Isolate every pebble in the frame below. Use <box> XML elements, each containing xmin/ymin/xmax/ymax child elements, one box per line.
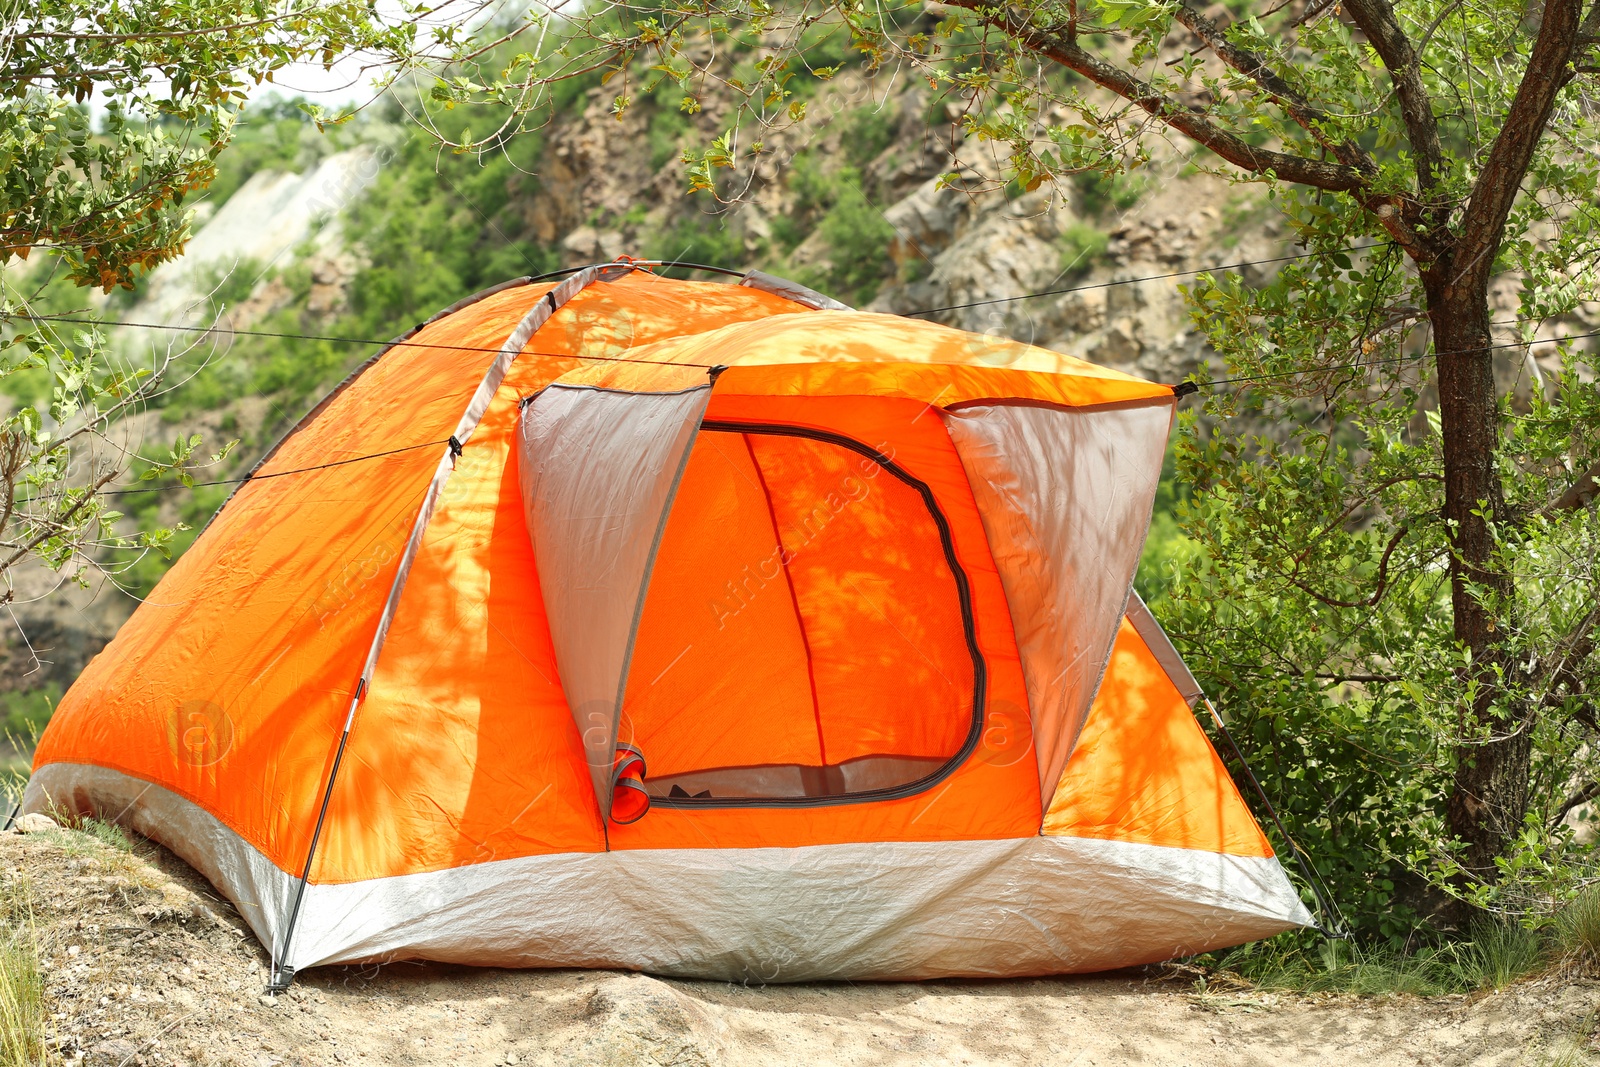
<box><xmin>14</xmin><ymin>812</ymin><xmax>59</xmax><ymax>834</ymax></box>
<box><xmin>257</xmin><ymin>994</ymin><xmax>278</xmax><ymax>1008</ymax></box>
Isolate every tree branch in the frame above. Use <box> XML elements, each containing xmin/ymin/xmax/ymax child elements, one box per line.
<box><xmin>1343</xmin><ymin>0</ymin><xmax>1446</xmax><ymax>198</ymax></box>
<box><xmin>1551</xmin><ymin>460</ymin><xmax>1600</xmax><ymax>511</ymax></box>
<box><xmin>1316</xmin><ymin>673</ymin><xmax>1402</xmax><ymax>683</ymax></box>
<box><xmin>1575</xmin><ymin>1</ymin><xmax>1600</xmax><ymax>78</ymax></box>
<box><xmin>1281</xmin><ymin>523</ymin><xmax>1411</xmax><ymax>609</ymax></box>
<box><xmin>16</xmin><ymin>15</ymin><xmax>312</xmax><ymax>40</ymax></box>
<box><xmin>1553</xmin><ymin>780</ymin><xmax>1600</xmax><ymax>828</ymax></box>
<box><xmin>1584</xmin><ymin>0</ymin><xmax>1600</xmax><ymax>42</ymax></box>
<box><xmin>941</xmin><ymin>0</ymin><xmax>1371</xmax><ymax>193</ymax></box>
<box><xmin>1453</xmin><ymin>0</ymin><xmax>1586</xmax><ymax>296</ymax></box>
<box><xmin>1289</xmin><ymin>0</ymin><xmax>1341</xmax><ymax>28</ymax></box>
<box><xmin>1288</xmin><ymin>475</ymin><xmax>1435</xmax><ymax>572</ymax></box>
<box><xmin>938</xmin><ymin>1</ymin><xmax>1458</xmax><ymax>254</ymax></box>
<box><xmin>0</xmin><ymin>466</ymin><xmax>119</xmax><ymax>578</ymax></box>
<box><xmin>1172</xmin><ymin>3</ymin><xmax>1377</xmax><ymax>175</ymax></box>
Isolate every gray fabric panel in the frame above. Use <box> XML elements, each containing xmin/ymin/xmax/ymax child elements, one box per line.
<box><xmin>517</xmin><ymin>384</ymin><xmax>713</xmax><ymax>819</ymax></box>
<box><xmin>24</xmin><ymin>761</ymin><xmax>1310</xmax><ymax>980</ymax></box>
<box><xmin>943</xmin><ymin>398</ymin><xmax>1175</xmax><ymax>799</ymax></box>
<box><xmin>25</xmin><ymin>764</ymin><xmax>296</xmax><ymax>955</ymax></box>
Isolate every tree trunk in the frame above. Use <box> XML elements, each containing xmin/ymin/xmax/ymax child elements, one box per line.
<box><xmin>1426</xmin><ymin>269</ymin><xmax>1532</xmax><ymax>893</ymax></box>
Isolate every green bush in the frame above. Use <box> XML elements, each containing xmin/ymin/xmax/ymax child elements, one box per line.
<box><xmin>807</xmin><ymin>187</ymin><xmax>895</xmax><ymax>305</ymax></box>
<box><xmin>1216</xmin><ymin>925</ymin><xmax>1548</xmax><ymax>996</ymax></box>
<box><xmin>1455</xmin><ymin>920</ymin><xmax>1547</xmax><ymax>990</ymax></box>
<box><xmin>205</xmin><ymin>100</ymin><xmax>322</xmax><ymax>206</ymax></box>
<box><xmin>1057</xmin><ymin>221</ymin><xmax>1109</xmax><ymax>279</ymax></box>
<box><xmin>1071</xmin><ymin>169</ymin><xmax>1149</xmax><ymax>215</ymax></box>
<box><xmin>649</xmin><ymin>106</ymin><xmax>690</xmax><ymax>172</ymax></box>
<box><xmin>196</xmin><ymin>256</ymin><xmax>265</xmax><ymax>310</ymax></box>
<box><xmin>0</xmin><ymin>688</ymin><xmax>58</xmax><ymax>741</ymax></box>
<box><xmin>1230</xmin><ymin>937</ymin><xmax>1459</xmax><ymax>996</ymax></box>
<box><xmin>770</xmin><ymin>154</ymin><xmax>836</xmax><ymax>252</ymax></box>
<box><xmin>841</xmin><ymin>106</ymin><xmax>896</xmax><ymax>170</ymax></box>
<box><xmin>646</xmin><ymin>198</ymin><xmax>748</xmax><ymax>273</ymax></box>
<box><xmin>1135</xmin><ymin>448</ymin><xmax>1197</xmax><ymax>605</ymax></box>
<box><xmin>66</xmin><ymin>816</ymin><xmax>134</xmax><ymax>854</ymax></box>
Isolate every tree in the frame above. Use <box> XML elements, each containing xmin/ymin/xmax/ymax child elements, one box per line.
<box><xmin>0</xmin><ymin>2</ymin><xmax>443</xmax><ymax>601</ymax></box>
<box><xmin>439</xmin><ymin>0</ymin><xmax>1600</xmax><ymax>923</ymax></box>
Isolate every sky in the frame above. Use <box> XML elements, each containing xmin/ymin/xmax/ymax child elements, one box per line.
<box><xmin>239</xmin><ymin>0</ymin><xmax>532</xmax><ymax>111</ymax></box>
<box><xmin>243</xmin><ymin>58</ymin><xmax>385</xmax><ymax>110</ymax></box>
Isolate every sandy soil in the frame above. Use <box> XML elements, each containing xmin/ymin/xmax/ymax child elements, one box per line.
<box><xmin>7</xmin><ymin>823</ymin><xmax>1599</xmax><ymax>1067</ymax></box>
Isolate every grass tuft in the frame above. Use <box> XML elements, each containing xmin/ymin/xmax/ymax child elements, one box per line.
<box><xmin>33</xmin><ymin>812</ymin><xmax>158</xmax><ymax>892</ymax></box>
<box><xmin>40</xmin><ymin>814</ymin><xmax>133</xmax><ymax>856</ymax></box>
<box><xmin>1455</xmin><ymin>919</ymin><xmax>1546</xmax><ymax>990</ymax></box>
<box><xmin>1555</xmin><ymin>885</ymin><xmax>1600</xmax><ymax>963</ymax></box>
<box><xmin>76</xmin><ymin>817</ymin><xmax>133</xmax><ymax>853</ymax></box>
<box><xmin>1216</xmin><ymin>925</ymin><xmax>1551</xmax><ymax>997</ymax></box>
<box><xmin>0</xmin><ymin>877</ymin><xmax>43</xmax><ymax>1067</ymax></box>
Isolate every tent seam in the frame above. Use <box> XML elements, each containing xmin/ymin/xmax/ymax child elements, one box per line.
<box><xmin>740</xmin><ymin>431</ymin><xmax>831</xmax><ymax>774</ymax></box>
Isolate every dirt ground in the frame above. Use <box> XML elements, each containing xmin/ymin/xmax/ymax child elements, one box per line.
<box><xmin>7</xmin><ymin>823</ymin><xmax>1599</xmax><ymax>1067</ymax></box>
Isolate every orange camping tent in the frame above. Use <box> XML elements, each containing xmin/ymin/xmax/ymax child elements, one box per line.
<box><xmin>25</xmin><ymin>262</ymin><xmax>1310</xmax><ymax>988</ymax></box>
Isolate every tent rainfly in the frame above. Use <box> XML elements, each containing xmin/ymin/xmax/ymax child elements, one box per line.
<box><xmin>25</xmin><ymin>262</ymin><xmax>1311</xmax><ymax>989</ymax></box>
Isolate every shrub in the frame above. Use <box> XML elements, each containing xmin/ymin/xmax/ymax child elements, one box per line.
<box><xmin>841</xmin><ymin>106</ymin><xmax>896</xmax><ymax>170</ymax></box>
<box><xmin>1057</xmin><ymin>221</ymin><xmax>1109</xmax><ymax>279</ymax></box>
<box><xmin>42</xmin><ymin>815</ymin><xmax>133</xmax><ymax>856</ymax></box>
<box><xmin>647</xmin><ymin>92</ymin><xmax>691</xmax><ymax>172</ymax></box>
<box><xmin>1071</xmin><ymin>169</ymin><xmax>1149</xmax><ymax>216</ymax></box>
<box><xmin>645</xmin><ymin>199</ymin><xmax>748</xmax><ymax>274</ymax></box>
<box><xmin>1222</xmin><ymin>936</ymin><xmax>1458</xmax><ymax>996</ymax></box>
<box><xmin>805</xmin><ymin>183</ymin><xmax>895</xmax><ymax>305</ymax></box>
<box><xmin>1215</xmin><ymin>923</ymin><xmax>1551</xmax><ymax>996</ymax></box>
<box><xmin>0</xmin><ymin>687</ymin><xmax>58</xmax><ymax>741</ymax></box>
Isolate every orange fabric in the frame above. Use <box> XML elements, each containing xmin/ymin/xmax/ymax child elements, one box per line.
<box><xmin>34</xmin><ymin>283</ymin><xmax>556</xmax><ymax>876</ymax></box>
<box><xmin>553</xmin><ymin>311</ymin><xmax>1174</xmax><ymax>409</ymax></box>
<box><xmin>34</xmin><ymin>275</ymin><xmax>807</xmax><ymax>881</ymax></box>
<box><xmin>302</xmin><ymin>275</ymin><xmax>814</xmax><ymax>882</ymax></box>
<box><xmin>1043</xmin><ymin>618</ymin><xmax>1273</xmax><ymax>858</ymax></box>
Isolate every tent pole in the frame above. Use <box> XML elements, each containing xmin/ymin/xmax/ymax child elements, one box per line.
<box><xmin>268</xmin><ymin>692</ymin><xmax>358</xmax><ymax>992</ymax></box>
